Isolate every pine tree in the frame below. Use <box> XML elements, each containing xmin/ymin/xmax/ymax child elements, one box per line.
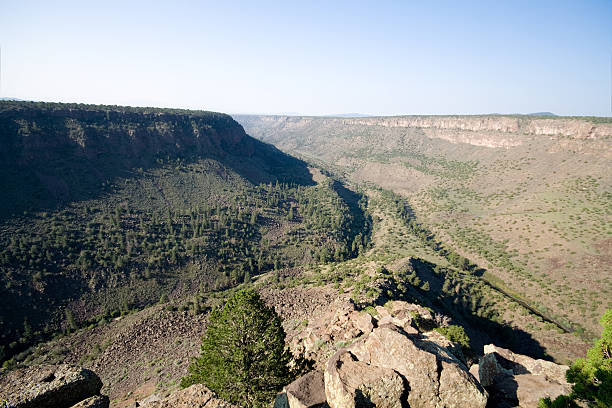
<box><xmin>181</xmin><ymin>289</ymin><xmax>293</xmax><ymax>408</ymax></box>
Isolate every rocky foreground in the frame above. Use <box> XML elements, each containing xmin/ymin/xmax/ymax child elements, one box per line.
<box><xmin>0</xmin><ymin>301</ymin><xmax>572</xmax><ymax>408</ymax></box>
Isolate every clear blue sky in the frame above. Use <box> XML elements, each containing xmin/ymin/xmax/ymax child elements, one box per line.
<box><xmin>1</xmin><ymin>1</ymin><xmax>610</xmax><ymax>116</ymax></box>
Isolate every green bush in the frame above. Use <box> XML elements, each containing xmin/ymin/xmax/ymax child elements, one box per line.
<box><xmin>434</xmin><ymin>325</ymin><xmax>471</xmax><ymax>351</ymax></box>
<box><xmin>540</xmin><ymin>309</ymin><xmax>611</xmax><ymax>407</ymax></box>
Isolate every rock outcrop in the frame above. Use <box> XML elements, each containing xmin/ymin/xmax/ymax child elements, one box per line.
<box><xmin>134</xmin><ymin>384</ymin><xmax>237</xmax><ymax>408</ymax></box>
<box><xmin>287</xmin><ymin>301</ymin><xmax>487</xmax><ymax>408</ymax></box>
<box><xmin>474</xmin><ymin>344</ymin><xmax>571</xmax><ymax>408</ymax></box>
<box><xmin>325</xmin><ymin>350</ymin><xmax>404</xmax><ymax>408</ymax></box>
<box><xmin>0</xmin><ymin>364</ymin><xmax>108</xmax><ymax>408</ymax></box>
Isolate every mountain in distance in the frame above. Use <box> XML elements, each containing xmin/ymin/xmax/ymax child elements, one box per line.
<box><xmin>325</xmin><ymin>113</ymin><xmax>374</xmax><ymax>117</ymax></box>
<box><xmin>526</xmin><ymin>112</ymin><xmax>557</xmax><ymax>116</ymax></box>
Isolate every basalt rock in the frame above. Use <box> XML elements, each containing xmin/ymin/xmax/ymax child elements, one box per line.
<box><xmin>285</xmin><ymin>370</ymin><xmax>327</xmax><ymax>408</ymax></box>
<box><xmin>0</xmin><ymin>364</ymin><xmax>106</xmax><ymax>408</ymax></box>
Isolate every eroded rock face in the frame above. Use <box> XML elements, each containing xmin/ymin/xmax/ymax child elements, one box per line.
<box><xmin>480</xmin><ymin>344</ymin><xmax>571</xmax><ymax>408</ymax></box>
<box><xmin>135</xmin><ymin>384</ymin><xmax>238</xmax><ymax>408</ymax></box>
<box><xmin>324</xmin><ymin>350</ymin><xmax>404</xmax><ymax>408</ymax></box>
<box><xmin>0</xmin><ymin>364</ymin><xmax>105</xmax><ymax>408</ymax></box>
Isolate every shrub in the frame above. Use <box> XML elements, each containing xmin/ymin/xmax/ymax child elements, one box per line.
<box><xmin>434</xmin><ymin>325</ymin><xmax>471</xmax><ymax>351</ymax></box>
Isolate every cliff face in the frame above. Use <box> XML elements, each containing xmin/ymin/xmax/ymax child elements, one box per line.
<box><xmin>0</xmin><ymin>102</ymin><xmax>307</xmax><ymax>217</ymax></box>
<box><xmin>239</xmin><ymin>115</ymin><xmax>612</xmax><ymax>148</ymax></box>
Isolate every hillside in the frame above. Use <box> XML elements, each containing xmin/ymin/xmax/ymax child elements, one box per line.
<box><xmin>236</xmin><ymin>114</ymin><xmax>612</xmax><ymax>340</ymax></box>
<box><xmin>0</xmin><ymin>102</ymin><xmax>370</xmax><ymax>362</ymax></box>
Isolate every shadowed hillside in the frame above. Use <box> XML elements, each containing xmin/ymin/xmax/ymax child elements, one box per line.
<box><xmin>0</xmin><ymin>102</ymin><xmax>314</xmax><ymax>220</ymax></box>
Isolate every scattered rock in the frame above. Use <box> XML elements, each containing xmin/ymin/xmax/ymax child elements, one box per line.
<box><xmin>0</xmin><ymin>364</ymin><xmax>105</xmax><ymax>408</ymax></box>
<box><xmin>351</xmin><ymin>312</ymin><xmax>374</xmax><ymax>334</ymax></box>
<box><xmin>136</xmin><ymin>384</ymin><xmax>237</xmax><ymax>408</ymax></box>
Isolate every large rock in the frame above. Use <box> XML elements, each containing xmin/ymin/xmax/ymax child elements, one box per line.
<box><xmin>480</xmin><ymin>344</ymin><xmax>571</xmax><ymax>408</ymax></box>
<box><xmin>136</xmin><ymin>384</ymin><xmax>237</xmax><ymax>408</ymax></box>
<box><xmin>324</xmin><ymin>349</ymin><xmax>404</xmax><ymax>408</ymax></box>
<box><xmin>325</xmin><ymin>325</ymin><xmax>487</xmax><ymax>408</ymax></box>
<box><xmin>478</xmin><ymin>352</ymin><xmax>512</xmax><ymax>387</ymax></box>
<box><xmin>0</xmin><ymin>364</ymin><xmax>104</xmax><ymax>408</ymax></box>
<box><xmin>483</xmin><ymin>344</ymin><xmax>569</xmax><ymax>380</ymax></box>
<box><xmin>285</xmin><ymin>370</ymin><xmax>326</xmax><ymax>408</ymax></box>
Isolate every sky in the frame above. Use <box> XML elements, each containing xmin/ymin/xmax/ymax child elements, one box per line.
<box><xmin>0</xmin><ymin>1</ymin><xmax>610</xmax><ymax>116</ymax></box>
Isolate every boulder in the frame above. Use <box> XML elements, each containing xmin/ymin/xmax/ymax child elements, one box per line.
<box><xmin>514</xmin><ymin>374</ymin><xmax>572</xmax><ymax>407</ymax></box>
<box><xmin>285</xmin><ymin>370</ymin><xmax>326</xmax><ymax>408</ymax></box>
<box><xmin>483</xmin><ymin>344</ymin><xmax>569</xmax><ymax>380</ymax></box>
<box><xmin>137</xmin><ymin>384</ymin><xmax>237</xmax><ymax>408</ymax></box>
<box><xmin>0</xmin><ymin>364</ymin><xmax>104</xmax><ymax>408</ymax></box>
<box><xmin>352</xmin><ymin>312</ymin><xmax>374</xmax><ymax>334</ymax></box>
<box><xmin>469</xmin><ymin>364</ymin><xmax>480</xmax><ymax>383</ymax></box>
<box><xmin>480</xmin><ymin>344</ymin><xmax>572</xmax><ymax>408</ymax></box>
<box><xmin>324</xmin><ymin>349</ymin><xmax>404</xmax><ymax>408</ymax></box>
<box><xmin>478</xmin><ymin>352</ymin><xmax>512</xmax><ymax>387</ymax></box>
<box><xmin>69</xmin><ymin>395</ymin><xmax>109</xmax><ymax>408</ymax></box>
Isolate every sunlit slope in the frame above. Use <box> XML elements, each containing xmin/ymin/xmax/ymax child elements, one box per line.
<box><xmin>236</xmin><ymin>114</ymin><xmax>612</xmax><ymax>337</ymax></box>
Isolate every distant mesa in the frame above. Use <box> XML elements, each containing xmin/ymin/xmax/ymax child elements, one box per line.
<box><xmin>325</xmin><ymin>113</ymin><xmax>373</xmax><ymax>118</ymax></box>
<box><xmin>525</xmin><ymin>112</ymin><xmax>557</xmax><ymax>117</ymax></box>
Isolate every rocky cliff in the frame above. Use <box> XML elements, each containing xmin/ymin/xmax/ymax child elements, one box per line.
<box><xmin>0</xmin><ymin>102</ymin><xmax>309</xmax><ymax>218</ymax></box>
<box><xmin>237</xmin><ymin>114</ymin><xmax>612</xmax><ymax>148</ymax></box>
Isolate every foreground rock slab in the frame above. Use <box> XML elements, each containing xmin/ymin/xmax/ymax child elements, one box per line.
<box><xmin>347</xmin><ymin>325</ymin><xmax>488</xmax><ymax>408</ymax></box>
<box><xmin>0</xmin><ymin>364</ymin><xmax>105</xmax><ymax>408</ymax></box>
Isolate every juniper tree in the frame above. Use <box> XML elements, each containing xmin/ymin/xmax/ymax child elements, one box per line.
<box><xmin>181</xmin><ymin>289</ymin><xmax>293</xmax><ymax>408</ymax></box>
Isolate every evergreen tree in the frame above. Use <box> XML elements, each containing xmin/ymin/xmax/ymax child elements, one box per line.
<box><xmin>181</xmin><ymin>289</ymin><xmax>293</xmax><ymax>408</ymax></box>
